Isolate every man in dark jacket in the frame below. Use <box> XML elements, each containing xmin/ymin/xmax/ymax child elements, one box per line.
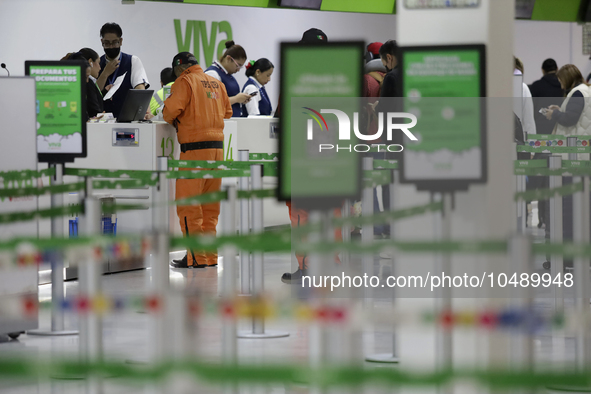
<box><xmin>528</xmin><ymin>58</ymin><xmax>564</xmax><ymax>229</ymax></box>
<box><xmin>528</xmin><ymin>58</ymin><xmax>564</xmax><ymax>135</ymax></box>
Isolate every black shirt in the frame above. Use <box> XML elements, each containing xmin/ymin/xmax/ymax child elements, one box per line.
<box><xmin>86</xmin><ymin>79</ymin><xmax>104</xmax><ymax>118</ymax></box>
<box><xmin>528</xmin><ymin>73</ymin><xmax>564</xmax><ymax>135</ymax></box>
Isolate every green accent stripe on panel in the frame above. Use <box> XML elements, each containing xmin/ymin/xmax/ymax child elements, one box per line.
<box><xmin>183</xmin><ymin>0</ymin><xmax>270</xmax><ymax>6</ymax></box>
<box><xmin>531</xmin><ymin>0</ymin><xmax>582</xmax><ymax>22</ymax></box>
<box><xmin>320</xmin><ymin>0</ymin><xmax>395</xmax><ymax>14</ymax></box>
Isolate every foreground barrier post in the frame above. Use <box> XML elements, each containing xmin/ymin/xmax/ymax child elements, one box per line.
<box><xmin>221</xmin><ymin>185</ymin><xmax>238</xmax><ymax>394</ymax></box>
<box><xmin>509</xmin><ymin>234</ymin><xmax>534</xmax><ymax>372</ymax></box>
<box><xmin>238</xmin><ymin>164</ymin><xmax>288</xmax><ymax>339</ymax></box>
<box><xmin>366</xmin><ymin>168</ymin><xmax>399</xmax><ymax>363</ymax></box>
<box><xmin>573</xmin><ymin>175</ymin><xmax>591</xmax><ymax>369</ymax></box>
<box><xmin>238</xmin><ymin>150</ymin><xmax>251</xmax><ymax>296</ymax></box>
<box><xmin>151</xmin><ymin>157</ymin><xmax>170</xmax><ymax>362</ymax></box>
<box><xmin>548</xmin><ymin>155</ymin><xmax>563</xmax><ymax>311</ymax></box>
<box><xmin>29</xmin><ymin>163</ymin><xmax>78</xmax><ymax>336</ymax></box>
<box><xmin>79</xmin><ymin>194</ymin><xmax>102</xmax><ymax>394</ymax></box>
<box><xmin>436</xmin><ymin>193</ymin><xmax>453</xmax><ymax>375</ymax></box>
<box><xmin>362</xmin><ymin>157</ymin><xmax>374</xmax><ymax>300</ymax></box>
<box><xmin>221</xmin><ymin>185</ymin><xmax>238</xmax><ymax>363</ymax></box>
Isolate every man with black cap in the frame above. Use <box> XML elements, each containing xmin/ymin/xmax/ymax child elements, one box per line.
<box><xmin>281</xmin><ymin>28</ymin><xmax>338</xmax><ymax>284</ymax></box>
<box><xmin>163</xmin><ymin>52</ymin><xmax>233</xmax><ymax>268</ymax></box>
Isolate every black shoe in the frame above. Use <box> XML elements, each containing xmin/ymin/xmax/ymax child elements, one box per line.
<box><xmin>281</xmin><ymin>268</ymin><xmax>307</xmax><ymax>284</ymax></box>
<box><xmin>170</xmin><ymin>254</ymin><xmax>206</xmax><ymax>269</ymax></box>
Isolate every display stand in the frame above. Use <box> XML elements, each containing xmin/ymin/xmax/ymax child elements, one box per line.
<box><xmin>237</xmin><ymin>150</ymin><xmax>251</xmax><ymax>296</ymax></box>
<box><xmin>365</xmin><ymin>169</ymin><xmax>400</xmax><ymax>363</ymax></box>
<box><xmin>25</xmin><ymin>60</ymin><xmax>87</xmax><ymax>337</ymax></box>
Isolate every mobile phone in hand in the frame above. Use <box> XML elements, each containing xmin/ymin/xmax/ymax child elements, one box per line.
<box><xmin>249</xmin><ymin>91</ymin><xmax>258</xmax><ymax>96</ymax></box>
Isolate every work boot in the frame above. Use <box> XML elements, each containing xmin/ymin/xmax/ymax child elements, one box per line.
<box><xmin>281</xmin><ymin>268</ymin><xmax>308</xmax><ymax>284</ymax></box>
<box><xmin>170</xmin><ymin>254</ymin><xmax>206</xmax><ymax>269</ymax></box>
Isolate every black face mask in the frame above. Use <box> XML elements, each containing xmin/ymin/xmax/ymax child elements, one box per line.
<box><xmin>104</xmin><ymin>47</ymin><xmax>120</xmax><ymax>59</ymax></box>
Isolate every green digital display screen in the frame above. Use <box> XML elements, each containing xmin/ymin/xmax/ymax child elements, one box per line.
<box><xmin>278</xmin><ymin>42</ymin><xmax>364</xmax><ymax>206</ymax></box>
<box><xmin>26</xmin><ymin>61</ymin><xmax>87</xmax><ymax>163</ymax></box>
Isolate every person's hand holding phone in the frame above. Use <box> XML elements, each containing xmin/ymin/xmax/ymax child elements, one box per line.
<box><xmin>235</xmin><ymin>92</ymin><xmax>252</xmax><ymax>104</ymax></box>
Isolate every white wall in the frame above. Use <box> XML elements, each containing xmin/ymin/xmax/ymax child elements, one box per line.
<box><xmin>515</xmin><ymin>20</ymin><xmax>591</xmax><ymax>85</ymax></box>
<box><xmin>0</xmin><ymin>0</ymin><xmax>396</xmax><ymax>108</ymax></box>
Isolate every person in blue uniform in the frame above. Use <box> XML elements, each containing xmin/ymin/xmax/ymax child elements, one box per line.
<box><xmin>241</xmin><ymin>58</ymin><xmax>274</xmax><ymax>116</ymax></box>
<box><xmin>204</xmin><ymin>40</ymin><xmax>251</xmax><ymax>117</ymax></box>
<box><xmin>97</xmin><ymin>23</ymin><xmax>149</xmax><ymax>117</ymax></box>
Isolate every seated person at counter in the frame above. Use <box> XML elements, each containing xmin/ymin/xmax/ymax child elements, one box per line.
<box><xmin>97</xmin><ymin>22</ymin><xmax>149</xmax><ymax>117</ymax></box>
<box><xmin>163</xmin><ymin>52</ymin><xmax>233</xmax><ymax>269</ymax></box>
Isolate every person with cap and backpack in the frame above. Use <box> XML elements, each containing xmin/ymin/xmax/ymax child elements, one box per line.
<box><xmin>163</xmin><ymin>52</ymin><xmax>233</xmax><ymax>269</ymax></box>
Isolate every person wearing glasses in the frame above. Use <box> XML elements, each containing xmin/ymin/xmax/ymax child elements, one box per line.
<box><xmin>97</xmin><ymin>22</ymin><xmax>149</xmax><ymax>117</ymax></box>
<box><xmin>205</xmin><ymin>40</ymin><xmax>252</xmax><ymax>117</ymax></box>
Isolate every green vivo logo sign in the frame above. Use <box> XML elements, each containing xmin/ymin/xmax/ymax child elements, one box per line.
<box><xmin>174</xmin><ymin>20</ymin><xmax>232</xmax><ymax>68</ymax></box>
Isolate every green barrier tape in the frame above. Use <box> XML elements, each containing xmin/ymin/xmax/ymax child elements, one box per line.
<box><xmin>175</xmin><ymin>190</ymin><xmax>228</xmax><ymax>206</ymax></box>
<box><xmin>0</xmin><ymin>205</ymin><xmax>83</xmax><ymax>224</ymax></box>
<box><xmin>174</xmin><ymin>189</ymin><xmax>277</xmax><ymax>207</ymax></box>
<box><xmin>513</xmin><ymin>159</ymin><xmax>547</xmax><ymax>169</ymax></box>
<box><xmin>249</xmin><ymin>153</ymin><xmax>279</xmax><ymax>160</ymax></box>
<box><xmin>1</xmin><ymin>359</ymin><xmax>587</xmax><ymax>388</ymax></box>
<box><xmin>170</xmin><ymin>232</ymin><xmax>292</xmax><ymax>253</ymax></box>
<box><xmin>514</xmin><ymin>182</ymin><xmax>583</xmax><ymax>202</ymax></box>
<box><xmin>0</xmin><ymin>182</ymin><xmax>85</xmax><ymax>198</ymax></box>
<box><xmin>102</xmin><ymin>203</ymin><xmax>149</xmax><ymax>214</ymax></box>
<box><xmin>514</xmin><ymin>167</ymin><xmax>591</xmax><ymax>176</ymax></box>
<box><xmin>0</xmin><ymin>168</ymin><xmax>55</xmax><ymax>182</ymax></box>
<box><xmin>331</xmin><ymin>202</ymin><xmax>443</xmax><ymax>229</ymax></box>
<box><xmin>170</xmin><ymin>230</ymin><xmax>508</xmax><ymax>255</ymax></box>
<box><xmin>363</xmin><ymin>170</ymin><xmax>392</xmax><ymax>187</ymax></box>
<box><xmin>517</xmin><ymin>145</ymin><xmax>591</xmax><ymax>153</ymax></box>
<box><xmin>0</xmin><ymin>202</ymin><xmax>149</xmax><ymax>225</ymax></box>
<box><xmin>295</xmin><ymin>240</ymin><xmax>508</xmax><ymax>255</ymax></box>
<box><xmin>65</xmin><ymin>167</ymin><xmax>158</xmax><ymax>181</ymax></box>
<box><xmin>238</xmin><ymin>189</ymin><xmax>276</xmax><ymax>200</ymax></box>
<box><xmin>166</xmin><ymin>169</ymin><xmax>250</xmax><ymax>179</ymax></box>
<box><xmin>93</xmin><ymin>179</ymin><xmax>158</xmax><ymax>189</ymax></box>
<box><xmin>169</xmin><ymin>159</ymin><xmax>278</xmax><ymax>172</ymax></box>
<box><xmin>0</xmin><ymin>234</ymin><xmax>142</xmax><ymax>252</ymax></box>
<box><xmin>373</xmin><ymin>159</ymin><xmax>398</xmax><ymax>169</ymax></box>
<box><xmin>532</xmin><ymin>242</ymin><xmax>591</xmax><ymax>258</ymax></box>
<box><xmin>563</xmin><ymin>160</ymin><xmax>591</xmax><ymax>168</ymax></box>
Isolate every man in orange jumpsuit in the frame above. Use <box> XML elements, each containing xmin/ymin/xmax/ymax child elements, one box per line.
<box><xmin>163</xmin><ymin>52</ymin><xmax>233</xmax><ymax>268</ymax></box>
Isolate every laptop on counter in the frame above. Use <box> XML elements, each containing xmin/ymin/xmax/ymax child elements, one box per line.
<box><xmin>116</xmin><ymin>89</ymin><xmax>154</xmax><ymax>122</ymax></box>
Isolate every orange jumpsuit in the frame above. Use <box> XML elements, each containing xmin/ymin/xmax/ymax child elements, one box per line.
<box><xmin>163</xmin><ymin>64</ymin><xmax>233</xmax><ymax>266</ymax></box>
